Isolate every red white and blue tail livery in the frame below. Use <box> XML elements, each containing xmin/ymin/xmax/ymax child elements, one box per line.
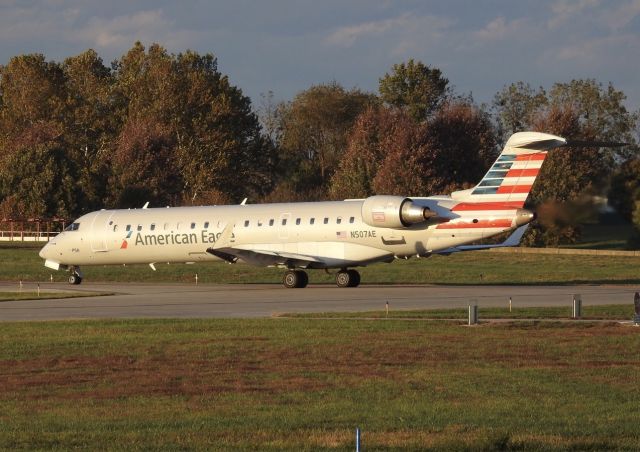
<box><xmin>418</xmin><ymin>131</ymin><xmax>565</xmax><ymax>253</ymax></box>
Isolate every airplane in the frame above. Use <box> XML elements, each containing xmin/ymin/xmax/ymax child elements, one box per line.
<box><xmin>38</xmin><ymin>131</ymin><xmax>572</xmax><ymax>288</ymax></box>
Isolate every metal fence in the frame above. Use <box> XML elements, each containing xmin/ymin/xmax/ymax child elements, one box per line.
<box><xmin>0</xmin><ymin>219</ymin><xmax>67</xmax><ymax>242</ymax></box>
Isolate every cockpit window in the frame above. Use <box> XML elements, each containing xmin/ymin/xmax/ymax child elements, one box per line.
<box><xmin>65</xmin><ymin>223</ymin><xmax>80</xmax><ymax>231</ymax></box>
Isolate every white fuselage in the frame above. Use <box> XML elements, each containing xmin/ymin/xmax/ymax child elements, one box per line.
<box><xmin>39</xmin><ymin>197</ymin><xmax>520</xmax><ymax>270</ymax></box>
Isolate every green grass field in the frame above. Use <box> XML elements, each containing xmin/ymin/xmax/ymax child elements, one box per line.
<box><xmin>1</xmin><ymin>317</ymin><xmax>639</xmax><ymax>450</ymax></box>
<box><xmin>282</xmin><ymin>304</ymin><xmax>635</xmax><ymax>320</ymax></box>
<box><xmin>3</xmin><ymin>244</ymin><xmax>640</xmax><ymax>286</ymax></box>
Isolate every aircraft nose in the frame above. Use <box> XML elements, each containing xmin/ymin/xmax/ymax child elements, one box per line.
<box><xmin>39</xmin><ymin>242</ymin><xmax>52</xmax><ymax>259</ymax></box>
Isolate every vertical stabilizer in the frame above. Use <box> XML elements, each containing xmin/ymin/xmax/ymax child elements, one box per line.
<box><xmin>451</xmin><ymin>132</ymin><xmax>565</xmax><ymax>211</ymax></box>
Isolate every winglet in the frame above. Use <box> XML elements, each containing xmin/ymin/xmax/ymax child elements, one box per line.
<box><xmin>213</xmin><ymin>222</ymin><xmax>235</xmax><ymax>249</ymax></box>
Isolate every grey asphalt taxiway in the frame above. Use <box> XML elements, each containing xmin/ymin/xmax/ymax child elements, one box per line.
<box><xmin>0</xmin><ymin>282</ymin><xmax>638</xmax><ymax>321</ymax></box>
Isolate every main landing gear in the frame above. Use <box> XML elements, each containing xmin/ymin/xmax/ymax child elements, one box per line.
<box><xmin>283</xmin><ymin>270</ymin><xmax>308</xmax><ymax>288</ymax></box>
<box><xmin>282</xmin><ymin>268</ymin><xmax>361</xmax><ymax>288</ymax></box>
<box><xmin>335</xmin><ymin>269</ymin><xmax>360</xmax><ymax>288</ymax></box>
<box><xmin>68</xmin><ymin>267</ymin><xmax>83</xmax><ymax>285</ymax></box>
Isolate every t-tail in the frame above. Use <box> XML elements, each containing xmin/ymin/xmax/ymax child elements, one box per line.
<box><xmin>450</xmin><ymin>131</ymin><xmax>566</xmax><ymax>212</ymax></box>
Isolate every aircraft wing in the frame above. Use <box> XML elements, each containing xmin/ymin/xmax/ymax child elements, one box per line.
<box><xmin>207</xmin><ymin>222</ymin><xmax>323</xmax><ymax>267</ymax></box>
<box><xmin>435</xmin><ymin>225</ymin><xmax>529</xmax><ymax>255</ymax></box>
<box><xmin>207</xmin><ymin>246</ymin><xmax>322</xmax><ymax>268</ymax></box>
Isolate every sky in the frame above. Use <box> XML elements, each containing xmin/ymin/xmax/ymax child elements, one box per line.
<box><xmin>1</xmin><ymin>0</ymin><xmax>639</xmax><ymax>112</ymax></box>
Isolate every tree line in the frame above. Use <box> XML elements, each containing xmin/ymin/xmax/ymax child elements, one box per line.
<box><xmin>0</xmin><ymin>43</ymin><xmax>638</xmax><ymax>246</ymax></box>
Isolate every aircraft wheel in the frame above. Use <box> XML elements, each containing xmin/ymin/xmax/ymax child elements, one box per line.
<box><xmin>283</xmin><ymin>270</ymin><xmax>308</xmax><ymax>288</ymax></box>
<box><xmin>336</xmin><ymin>269</ymin><xmax>361</xmax><ymax>288</ymax></box>
<box><xmin>335</xmin><ymin>270</ymin><xmax>350</xmax><ymax>288</ymax></box>
<box><xmin>68</xmin><ymin>274</ymin><xmax>82</xmax><ymax>285</ymax></box>
<box><xmin>347</xmin><ymin>269</ymin><xmax>361</xmax><ymax>287</ymax></box>
<box><xmin>296</xmin><ymin>270</ymin><xmax>309</xmax><ymax>288</ymax></box>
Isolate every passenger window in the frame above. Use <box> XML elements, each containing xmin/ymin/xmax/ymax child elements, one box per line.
<box><xmin>244</xmin><ymin>220</ymin><xmax>250</xmax><ymax>227</ymax></box>
<box><xmin>113</xmin><ymin>225</ymin><xmax>118</xmax><ymax>232</ymax></box>
<box><xmin>164</xmin><ymin>223</ymin><xmax>170</xmax><ymax>230</ymax></box>
<box><xmin>349</xmin><ymin>217</ymin><xmax>355</xmax><ymax>223</ymax></box>
<box><xmin>282</xmin><ymin>219</ymin><xmax>287</xmax><ymax>226</ymax></box>
<box><xmin>137</xmin><ymin>225</ymin><xmax>142</xmax><ymax>231</ymax></box>
<box><xmin>296</xmin><ymin>218</ymin><xmax>301</xmax><ymax>225</ymax></box>
<box><xmin>269</xmin><ymin>219</ymin><xmax>274</xmax><ymax>226</ymax></box>
<box><xmin>191</xmin><ymin>222</ymin><xmax>196</xmax><ymax>229</ymax></box>
<box><xmin>337</xmin><ymin>217</ymin><xmax>342</xmax><ymax>224</ymax></box>
<box><xmin>204</xmin><ymin>221</ymin><xmax>210</xmax><ymax>229</ymax></box>
<box><xmin>258</xmin><ymin>220</ymin><xmax>263</xmax><ymax>227</ymax></box>
<box><xmin>150</xmin><ymin>224</ymin><xmax>156</xmax><ymax>231</ymax></box>
<box><xmin>126</xmin><ymin>225</ymin><xmax>131</xmax><ymax>231</ymax></box>
<box><xmin>323</xmin><ymin>218</ymin><xmax>329</xmax><ymax>224</ymax></box>
<box><xmin>310</xmin><ymin>218</ymin><xmax>315</xmax><ymax>225</ymax></box>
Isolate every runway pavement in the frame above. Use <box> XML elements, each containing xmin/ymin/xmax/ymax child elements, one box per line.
<box><xmin>0</xmin><ymin>281</ymin><xmax>638</xmax><ymax>321</ymax></box>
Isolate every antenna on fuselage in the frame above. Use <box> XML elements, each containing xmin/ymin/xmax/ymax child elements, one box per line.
<box><xmin>142</xmin><ymin>202</ymin><xmax>149</xmax><ymax>209</ymax></box>
<box><xmin>240</xmin><ymin>198</ymin><xmax>248</xmax><ymax>205</ymax></box>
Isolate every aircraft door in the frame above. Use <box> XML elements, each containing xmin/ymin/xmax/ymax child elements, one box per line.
<box><xmin>90</xmin><ymin>210</ymin><xmax>113</xmax><ymax>252</ymax></box>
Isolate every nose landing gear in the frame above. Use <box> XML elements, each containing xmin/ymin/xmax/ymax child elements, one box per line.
<box><xmin>68</xmin><ymin>267</ymin><xmax>83</xmax><ymax>285</ymax></box>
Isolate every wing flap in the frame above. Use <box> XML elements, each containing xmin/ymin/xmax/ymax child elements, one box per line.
<box><xmin>207</xmin><ymin>246</ymin><xmax>321</xmax><ymax>267</ymax></box>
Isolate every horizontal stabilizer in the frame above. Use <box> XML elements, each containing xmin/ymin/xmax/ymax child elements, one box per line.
<box><xmin>435</xmin><ymin>225</ymin><xmax>529</xmax><ymax>255</ymax></box>
<box><xmin>563</xmin><ymin>140</ymin><xmax>628</xmax><ymax>148</ymax></box>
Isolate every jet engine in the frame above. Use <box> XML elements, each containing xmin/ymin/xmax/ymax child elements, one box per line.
<box><xmin>361</xmin><ymin>195</ymin><xmax>436</xmax><ymax>228</ymax></box>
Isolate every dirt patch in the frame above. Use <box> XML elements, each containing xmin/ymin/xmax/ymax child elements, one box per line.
<box><xmin>1</xmin><ymin>323</ymin><xmax>638</xmax><ymax>402</ymax></box>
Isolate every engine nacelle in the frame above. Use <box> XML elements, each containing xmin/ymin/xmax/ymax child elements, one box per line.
<box><xmin>361</xmin><ymin>195</ymin><xmax>436</xmax><ymax>228</ymax></box>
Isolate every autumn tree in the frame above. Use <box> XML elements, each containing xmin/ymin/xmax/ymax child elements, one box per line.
<box><xmin>0</xmin><ymin>131</ymin><xmax>76</xmax><ymax>218</ymax></box>
<box><xmin>108</xmin><ymin>118</ymin><xmax>178</xmax><ymax>208</ymax></box>
<box><xmin>378</xmin><ymin>59</ymin><xmax>449</xmax><ymax>121</ymax></box>
<box><xmin>548</xmin><ymin>80</ymin><xmax>636</xmax><ymax>144</ymax></box>
<box><xmin>494</xmin><ymin>79</ymin><xmax>638</xmax><ymax>246</ymax></box>
<box><xmin>277</xmin><ymin>82</ymin><xmax>375</xmax><ymax>199</ymax></box>
<box><xmin>0</xmin><ymin>54</ymin><xmax>78</xmax><ymax>217</ymax></box>
<box><xmin>329</xmin><ymin>106</ymin><xmax>417</xmax><ymax>199</ymax></box>
<box><xmin>0</xmin><ymin>54</ymin><xmax>66</xmax><ymax>133</ymax></box>
<box><xmin>330</xmin><ymin>101</ymin><xmax>497</xmax><ymax>198</ymax></box>
<box><xmin>0</xmin><ymin>44</ymin><xmax>275</xmax><ymax>216</ymax></box>
<box><xmin>492</xmin><ymin>82</ymin><xmax>547</xmax><ymax>139</ymax></box>
<box><xmin>518</xmin><ymin>104</ymin><xmax>611</xmax><ymax>246</ymax></box>
<box><xmin>110</xmin><ymin>43</ymin><xmax>273</xmax><ymax>206</ymax></box>
<box><xmin>62</xmin><ymin>50</ymin><xmax>115</xmax><ymax>211</ymax></box>
<box><xmin>168</xmin><ymin>50</ymin><xmax>273</xmax><ymax>204</ymax></box>
<box><xmin>415</xmin><ymin>101</ymin><xmax>497</xmax><ymax>194</ymax></box>
<box><xmin>494</xmin><ymin>79</ymin><xmax>635</xmax><ymax>145</ymax></box>
<box><xmin>609</xmin><ymin>158</ymin><xmax>640</xmax><ymax>222</ymax></box>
